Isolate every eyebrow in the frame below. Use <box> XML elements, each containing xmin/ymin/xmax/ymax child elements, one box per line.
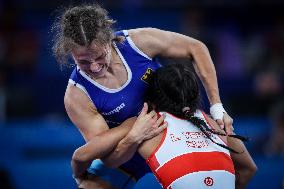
<box><xmin>78</xmin><ymin>60</ymin><xmax>91</xmax><ymax>65</ymax></box>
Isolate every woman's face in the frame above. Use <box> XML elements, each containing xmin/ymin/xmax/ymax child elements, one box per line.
<box><xmin>72</xmin><ymin>41</ymin><xmax>111</xmax><ymax>79</ymax></box>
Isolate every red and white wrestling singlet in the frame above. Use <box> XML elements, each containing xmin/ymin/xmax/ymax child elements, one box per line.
<box><xmin>147</xmin><ymin>110</ymin><xmax>235</xmax><ymax>189</ymax></box>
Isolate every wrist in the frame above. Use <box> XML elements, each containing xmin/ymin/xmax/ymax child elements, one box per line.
<box><xmin>208</xmin><ymin>94</ymin><xmax>221</xmax><ymax>106</ymax></box>
<box><xmin>126</xmin><ymin>130</ymin><xmax>143</xmax><ymax>145</ymax></box>
<box><xmin>210</xmin><ymin>103</ymin><xmax>226</xmax><ymax>120</ymax></box>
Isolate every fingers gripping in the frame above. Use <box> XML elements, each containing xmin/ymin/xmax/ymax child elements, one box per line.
<box><xmin>138</xmin><ymin>103</ymin><xmax>148</xmax><ymax>117</ymax></box>
<box><xmin>224</xmin><ymin>114</ymin><xmax>234</xmax><ymax>135</ymax></box>
<box><xmin>216</xmin><ymin>119</ymin><xmax>224</xmax><ymax>129</ymax></box>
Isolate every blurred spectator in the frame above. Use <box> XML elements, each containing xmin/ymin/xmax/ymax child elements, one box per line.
<box><xmin>254</xmin><ymin>71</ymin><xmax>282</xmax><ymax>98</ymax></box>
<box><xmin>264</xmin><ymin>101</ymin><xmax>284</xmax><ymax>157</ymax></box>
<box><xmin>0</xmin><ymin>169</ymin><xmax>14</xmax><ymax>189</ymax></box>
<box><xmin>252</xmin><ymin>70</ymin><xmax>283</xmax><ymax>115</ymax></box>
<box><xmin>215</xmin><ymin>25</ymin><xmax>245</xmax><ymax>80</ymax></box>
<box><xmin>0</xmin><ymin>4</ymin><xmax>40</xmax><ymax>120</ymax></box>
<box><xmin>180</xmin><ymin>8</ymin><xmax>205</xmax><ymax>39</ymax></box>
<box><xmin>0</xmin><ymin>66</ymin><xmax>7</xmax><ymax>123</ymax></box>
<box><xmin>0</xmin><ymin>6</ymin><xmax>8</xmax><ymax>123</ymax></box>
<box><xmin>122</xmin><ymin>0</ymin><xmax>143</xmax><ymax>12</ymax></box>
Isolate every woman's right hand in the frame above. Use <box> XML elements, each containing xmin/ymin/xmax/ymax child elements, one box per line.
<box><xmin>128</xmin><ymin>103</ymin><xmax>168</xmax><ymax>143</ymax></box>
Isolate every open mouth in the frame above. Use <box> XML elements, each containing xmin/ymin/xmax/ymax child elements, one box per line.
<box><xmin>92</xmin><ymin>64</ymin><xmax>104</xmax><ymax>73</ymax></box>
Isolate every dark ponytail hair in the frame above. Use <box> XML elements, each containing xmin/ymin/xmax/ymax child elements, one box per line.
<box><xmin>146</xmin><ymin>63</ymin><xmax>248</xmax><ymax>153</ymax></box>
<box><xmin>146</xmin><ymin>63</ymin><xmax>200</xmax><ymax>118</ymax></box>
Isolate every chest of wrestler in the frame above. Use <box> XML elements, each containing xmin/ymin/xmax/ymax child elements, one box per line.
<box><xmin>68</xmin><ymin>31</ymin><xmax>161</xmax><ymax>127</ymax></box>
<box><xmin>72</xmin><ymin>61</ymin><xmax>159</xmax><ymax>128</ymax></box>
<box><xmin>95</xmin><ymin>77</ymin><xmax>148</xmax><ymax>128</ymax></box>
<box><xmin>99</xmin><ymin>62</ymin><xmax>162</xmax><ymax>127</ymax></box>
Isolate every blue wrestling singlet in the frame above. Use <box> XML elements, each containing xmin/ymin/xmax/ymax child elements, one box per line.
<box><xmin>69</xmin><ymin>30</ymin><xmax>161</xmax><ymax>188</ymax></box>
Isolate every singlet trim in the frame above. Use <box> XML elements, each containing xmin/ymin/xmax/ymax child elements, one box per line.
<box><xmin>160</xmin><ymin>110</ymin><xmax>202</xmax><ymax>121</ymax></box>
<box><xmin>76</xmin><ymin>43</ymin><xmax>132</xmax><ymax>93</ymax></box>
<box><xmin>68</xmin><ymin>79</ymin><xmax>93</xmax><ymax>102</ymax></box>
<box><xmin>123</xmin><ymin>30</ymin><xmax>152</xmax><ymax>61</ymax></box>
<box><xmin>146</xmin><ymin>127</ymin><xmax>168</xmax><ymax>166</ymax></box>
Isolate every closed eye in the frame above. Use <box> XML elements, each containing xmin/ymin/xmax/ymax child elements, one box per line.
<box><xmin>78</xmin><ymin>60</ymin><xmax>91</xmax><ymax>65</ymax></box>
<box><xmin>95</xmin><ymin>53</ymin><xmax>106</xmax><ymax>61</ymax></box>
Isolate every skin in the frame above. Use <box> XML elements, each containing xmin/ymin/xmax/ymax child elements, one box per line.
<box><xmin>205</xmin><ymin>116</ymin><xmax>257</xmax><ymax>189</ymax></box>
<box><xmin>71</xmin><ymin>104</ymin><xmax>167</xmax><ymax>178</ymax></box>
<box><xmin>72</xmin><ymin>110</ymin><xmax>256</xmax><ymax>189</ymax></box>
<box><xmin>71</xmin><ymin>28</ymin><xmax>233</xmax><ymax>133</ymax></box>
<box><xmin>66</xmin><ymin>28</ymin><xmax>233</xmax><ymax>187</ymax></box>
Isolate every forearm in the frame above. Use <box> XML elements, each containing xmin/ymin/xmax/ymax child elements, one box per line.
<box><xmin>191</xmin><ymin>42</ymin><xmax>221</xmax><ymax>105</ymax></box>
<box><xmin>101</xmin><ymin>104</ymin><xmax>166</xmax><ymax>168</ymax></box>
<box><xmin>235</xmin><ymin>168</ymin><xmax>256</xmax><ymax>189</ymax></box>
<box><xmin>101</xmin><ymin>107</ymin><xmax>166</xmax><ymax>168</ymax></box>
<box><xmin>101</xmin><ymin>131</ymin><xmax>142</xmax><ymax>168</ymax></box>
<box><xmin>228</xmin><ymin>137</ymin><xmax>257</xmax><ymax>189</ymax></box>
<box><xmin>71</xmin><ymin>118</ymin><xmax>135</xmax><ymax>177</ymax></box>
<box><xmin>234</xmin><ymin>156</ymin><xmax>257</xmax><ymax>189</ymax></box>
<box><xmin>71</xmin><ymin>133</ymin><xmax>128</xmax><ymax>178</ymax></box>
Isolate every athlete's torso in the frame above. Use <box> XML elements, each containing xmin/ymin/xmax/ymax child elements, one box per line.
<box><xmin>147</xmin><ymin>110</ymin><xmax>235</xmax><ymax>189</ymax></box>
<box><xmin>69</xmin><ymin>30</ymin><xmax>160</xmax><ymax>127</ymax></box>
<box><xmin>69</xmin><ymin>30</ymin><xmax>161</xmax><ymax>179</ymax></box>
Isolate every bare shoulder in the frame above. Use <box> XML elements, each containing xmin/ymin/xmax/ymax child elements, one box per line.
<box><xmin>64</xmin><ymin>84</ymin><xmax>109</xmax><ymax>141</ymax></box>
<box><xmin>128</xmin><ymin>28</ymin><xmax>163</xmax><ymax>37</ymax></box>
<box><xmin>64</xmin><ymin>83</ymin><xmax>98</xmax><ymax>116</ymax></box>
<box><xmin>127</xmin><ymin>28</ymin><xmax>168</xmax><ymax>58</ymax></box>
<box><xmin>128</xmin><ymin>28</ymin><xmax>167</xmax><ymax>45</ymax></box>
<box><xmin>127</xmin><ymin>28</ymin><xmax>198</xmax><ymax>59</ymax></box>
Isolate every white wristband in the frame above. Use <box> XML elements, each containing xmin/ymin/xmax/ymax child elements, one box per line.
<box><xmin>210</xmin><ymin>103</ymin><xmax>226</xmax><ymax>120</ymax></box>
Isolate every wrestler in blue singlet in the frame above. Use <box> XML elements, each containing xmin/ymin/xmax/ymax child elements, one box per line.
<box><xmin>69</xmin><ymin>30</ymin><xmax>161</xmax><ymax>189</ymax></box>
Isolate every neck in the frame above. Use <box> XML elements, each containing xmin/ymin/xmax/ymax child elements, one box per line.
<box><xmin>110</xmin><ymin>45</ymin><xmax>121</xmax><ymax>64</ymax></box>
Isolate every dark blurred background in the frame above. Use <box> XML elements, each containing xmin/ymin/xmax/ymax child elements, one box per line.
<box><xmin>0</xmin><ymin>0</ymin><xmax>283</xmax><ymax>188</ymax></box>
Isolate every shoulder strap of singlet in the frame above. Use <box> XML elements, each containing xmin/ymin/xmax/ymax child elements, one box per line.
<box><xmin>115</xmin><ymin>30</ymin><xmax>152</xmax><ymax>61</ymax></box>
<box><xmin>115</xmin><ymin>30</ymin><xmax>128</xmax><ymax>37</ymax></box>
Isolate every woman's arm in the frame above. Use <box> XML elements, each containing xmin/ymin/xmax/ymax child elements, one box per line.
<box><xmin>205</xmin><ymin>114</ymin><xmax>257</xmax><ymax>189</ymax></box>
<box><xmin>228</xmin><ymin>137</ymin><xmax>257</xmax><ymax>189</ymax></box>
<box><xmin>71</xmin><ymin>117</ymin><xmax>136</xmax><ymax>178</ymax></box>
<box><xmin>129</xmin><ymin>28</ymin><xmax>233</xmax><ymax>134</ymax></box>
<box><xmin>101</xmin><ymin>107</ymin><xmax>167</xmax><ymax>168</ymax></box>
<box><xmin>71</xmin><ymin>103</ymin><xmax>167</xmax><ymax>176</ymax></box>
<box><xmin>65</xmin><ymin>85</ymin><xmax>165</xmax><ymax>178</ymax></box>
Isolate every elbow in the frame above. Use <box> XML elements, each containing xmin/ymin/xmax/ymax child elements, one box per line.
<box><xmin>190</xmin><ymin>39</ymin><xmax>208</xmax><ymax>54</ymax></box>
<box><xmin>189</xmin><ymin>40</ymin><xmax>215</xmax><ymax>78</ymax></box>
<box><xmin>244</xmin><ymin>159</ymin><xmax>258</xmax><ymax>177</ymax></box>
<box><xmin>72</xmin><ymin>147</ymin><xmax>91</xmax><ymax>163</ymax></box>
<box><xmin>72</xmin><ymin>148</ymin><xmax>84</xmax><ymax>163</ymax></box>
<box><xmin>236</xmin><ymin>162</ymin><xmax>258</xmax><ymax>187</ymax></box>
<box><xmin>248</xmin><ymin>162</ymin><xmax>258</xmax><ymax>176</ymax></box>
<box><xmin>243</xmin><ymin>161</ymin><xmax>258</xmax><ymax>179</ymax></box>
